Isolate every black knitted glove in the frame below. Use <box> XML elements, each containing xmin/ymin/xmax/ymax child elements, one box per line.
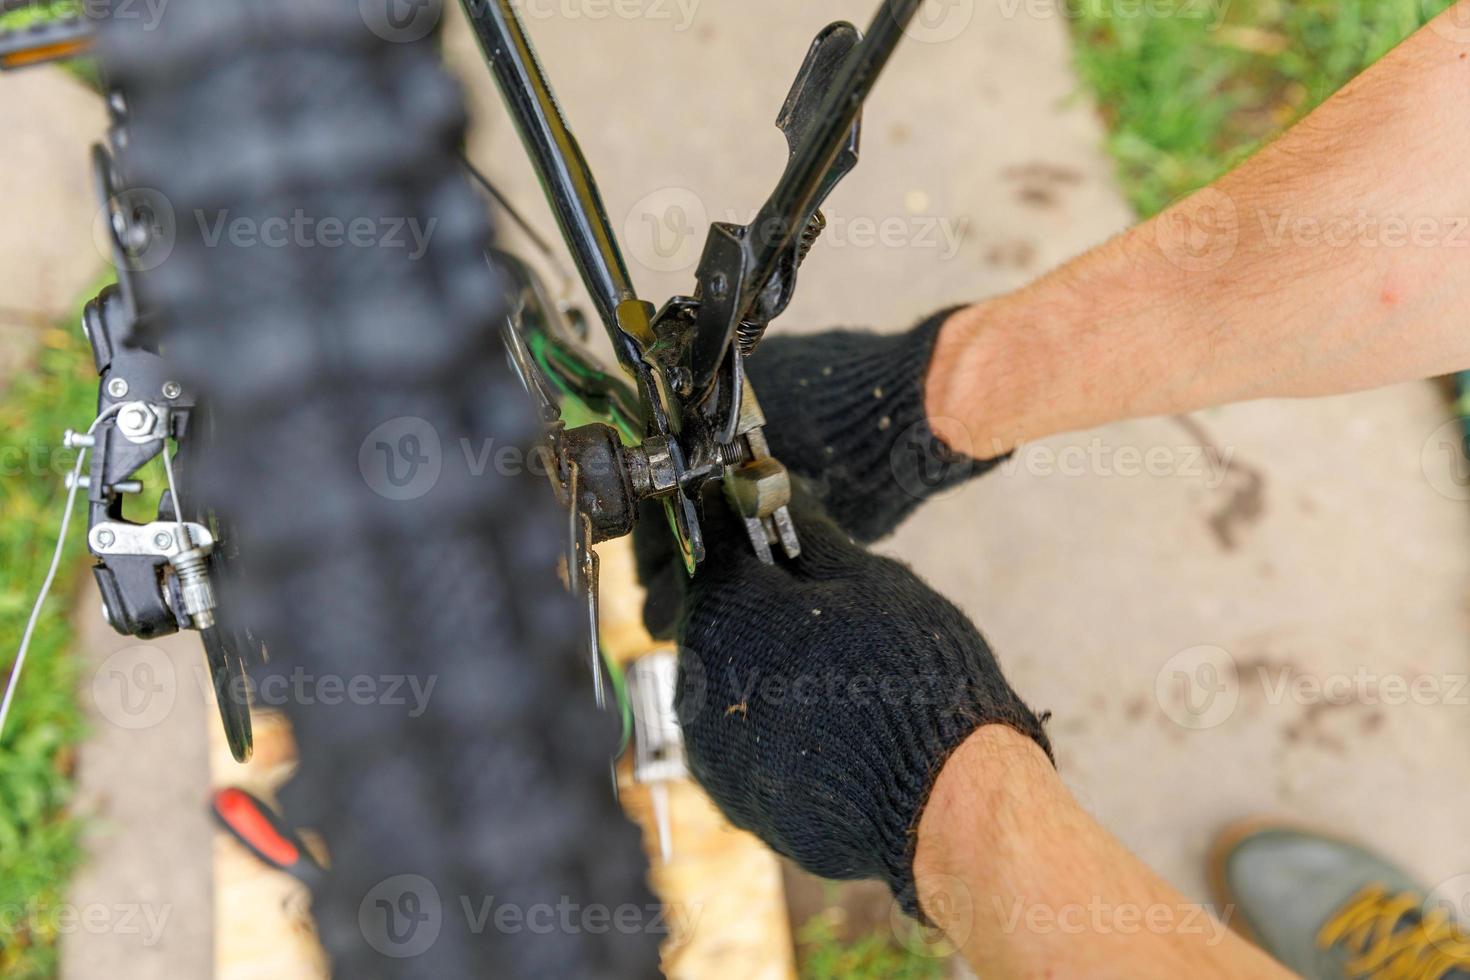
<box><xmin>745</xmin><ymin>307</ymin><xmax>1005</xmax><ymax>543</ymax></box>
<box><xmin>636</xmin><ymin>485</ymin><xmax>1052</xmax><ymax>918</ymax></box>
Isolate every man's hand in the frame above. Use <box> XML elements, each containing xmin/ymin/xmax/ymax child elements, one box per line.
<box><xmin>636</xmin><ymin>483</ymin><xmax>1051</xmax><ymax>915</ymax></box>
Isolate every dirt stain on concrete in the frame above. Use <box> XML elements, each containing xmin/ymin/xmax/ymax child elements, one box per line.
<box><xmin>1174</xmin><ymin>414</ymin><xmax>1268</xmax><ymax>551</ymax></box>
<box><xmin>1003</xmin><ymin>162</ymin><xmax>1083</xmax><ymax>210</ymax></box>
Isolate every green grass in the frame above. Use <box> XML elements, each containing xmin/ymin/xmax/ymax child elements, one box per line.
<box><xmin>0</xmin><ymin>1</ymin><xmax>80</xmax><ymax>31</ymax></box>
<box><xmin>1069</xmin><ymin>0</ymin><xmax>1457</xmax><ymax>218</ymax></box>
<box><xmin>796</xmin><ymin>914</ymin><xmax>949</xmax><ymax>980</ymax></box>
<box><xmin>0</xmin><ymin>0</ymin><xmax>98</xmax><ymax>87</ymax></box>
<box><xmin>0</xmin><ymin>301</ymin><xmax>102</xmax><ymax>979</ymax></box>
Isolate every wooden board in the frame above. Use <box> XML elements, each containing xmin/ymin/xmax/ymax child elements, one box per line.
<box><xmin>598</xmin><ymin>536</ymin><xmax>797</xmax><ymax>980</ymax></box>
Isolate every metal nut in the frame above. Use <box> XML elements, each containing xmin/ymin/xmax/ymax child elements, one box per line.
<box><xmin>724</xmin><ymin>457</ymin><xmax>791</xmax><ymax>519</ymax></box>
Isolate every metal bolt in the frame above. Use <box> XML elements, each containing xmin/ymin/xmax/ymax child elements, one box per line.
<box><xmin>106</xmin><ymin>377</ymin><xmax>129</xmax><ymax>398</ymax></box>
<box><xmin>65</xmin><ymin>473</ymin><xmax>90</xmax><ymax>490</ymax></box>
<box><xmin>120</xmin><ymin>406</ymin><xmax>152</xmax><ymax>436</ymax></box>
<box><xmin>153</xmin><ymin>531</ymin><xmax>174</xmax><ymax>551</ymax></box>
<box><xmin>63</xmin><ymin>429</ymin><xmax>95</xmax><ymax>449</ymax></box>
<box><xmin>96</xmin><ymin>529</ymin><xmax>115</xmax><ymax>548</ymax></box>
<box><xmin>161</xmin><ymin>381</ymin><xmax>182</xmax><ymax>400</ymax></box>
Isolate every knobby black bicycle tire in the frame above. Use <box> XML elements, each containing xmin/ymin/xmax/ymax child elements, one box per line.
<box><xmin>97</xmin><ymin>2</ymin><xmax>661</xmax><ymax>976</ymax></box>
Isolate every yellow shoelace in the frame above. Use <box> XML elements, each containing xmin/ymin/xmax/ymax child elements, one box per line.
<box><xmin>1317</xmin><ymin>884</ymin><xmax>1470</xmax><ymax>980</ymax></box>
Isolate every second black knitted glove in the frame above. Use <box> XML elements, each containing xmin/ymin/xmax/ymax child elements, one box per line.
<box><xmin>636</xmin><ymin>483</ymin><xmax>1052</xmax><ymax>917</ymax></box>
<box><xmin>745</xmin><ymin>307</ymin><xmax>1006</xmax><ymax>543</ymax></box>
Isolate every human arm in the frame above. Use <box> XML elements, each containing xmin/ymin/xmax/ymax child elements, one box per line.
<box><xmin>638</xmin><ymin>490</ymin><xmax>1289</xmax><ymax>977</ymax></box>
<box><xmin>927</xmin><ymin>2</ymin><xmax>1470</xmax><ymax>458</ymax></box>
<box><xmin>914</xmin><ymin>726</ymin><xmax>1292</xmax><ymax>978</ymax></box>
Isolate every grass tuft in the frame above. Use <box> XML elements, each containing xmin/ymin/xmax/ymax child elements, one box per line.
<box><xmin>1069</xmin><ymin>0</ymin><xmax>1456</xmax><ymax>218</ymax></box>
<box><xmin>0</xmin><ymin>295</ymin><xmax>103</xmax><ymax>979</ymax></box>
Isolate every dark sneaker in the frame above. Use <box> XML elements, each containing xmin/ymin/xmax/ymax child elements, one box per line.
<box><xmin>1210</xmin><ymin>819</ymin><xmax>1470</xmax><ymax>980</ymax></box>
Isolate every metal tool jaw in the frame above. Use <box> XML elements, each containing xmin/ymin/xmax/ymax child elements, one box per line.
<box><xmin>499</xmin><ymin>10</ymin><xmax>922</xmax><ymax>574</ymax></box>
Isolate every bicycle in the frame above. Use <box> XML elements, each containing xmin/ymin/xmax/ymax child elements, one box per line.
<box><xmin>1</xmin><ymin>0</ymin><xmax>924</xmax><ymax>974</ymax></box>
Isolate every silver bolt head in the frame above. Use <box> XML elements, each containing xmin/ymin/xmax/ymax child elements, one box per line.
<box><xmin>161</xmin><ymin>382</ymin><xmax>182</xmax><ymax>400</ymax></box>
<box><xmin>106</xmin><ymin>377</ymin><xmax>129</xmax><ymax>398</ymax></box>
<box><xmin>96</xmin><ymin>528</ymin><xmax>115</xmax><ymax>548</ymax></box>
<box><xmin>153</xmin><ymin>531</ymin><xmax>174</xmax><ymax>550</ymax></box>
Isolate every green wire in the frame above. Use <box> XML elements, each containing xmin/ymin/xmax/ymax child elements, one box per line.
<box><xmin>602</xmin><ymin>649</ymin><xmax>633</xmax><ymax>754</ymax></box>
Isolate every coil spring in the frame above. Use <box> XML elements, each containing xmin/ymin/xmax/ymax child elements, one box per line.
<box><xmin>735</xmin><ymin>210</ymin><xmax>828</xmax><ymax>357</ymax></box>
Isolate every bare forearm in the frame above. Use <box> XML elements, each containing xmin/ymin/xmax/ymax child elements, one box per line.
<box><xmin>914</xmin><ymin>727</ymin><xmax>1290</xmax><ymax>978</ymax></box>
<box><xmin>929</xmin><ymin>3</ymin><xmax>1470</xmax><ymax>457</ymax></box>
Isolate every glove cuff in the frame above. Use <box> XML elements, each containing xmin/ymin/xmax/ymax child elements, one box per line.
<box><xmin>747</xmin><ymin>307</ymin><xmax>1003</xmax><ymax>542</ymax></box>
